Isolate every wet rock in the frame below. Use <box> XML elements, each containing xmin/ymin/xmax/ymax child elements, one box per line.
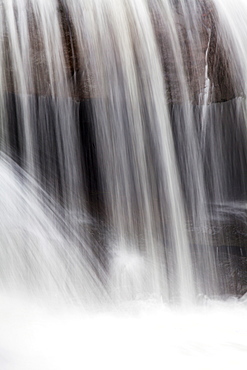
<box><xmin>2</xmin><ymin>0</ymin><xmax>241</xmax><ymax>103</ymax></box>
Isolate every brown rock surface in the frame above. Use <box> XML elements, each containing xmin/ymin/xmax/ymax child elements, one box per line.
<box><xmin>2</xmin><ymin>0</ymin><xmax>241</xmax><ymax>103</ymax></box>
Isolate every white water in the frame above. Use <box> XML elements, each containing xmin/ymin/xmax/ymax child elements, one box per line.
<box><xmin>1</xmin><ymin>156</ymin><xmax>246</xmax><ymax>369</ymax></box>
<box><xmin>1</xmin><ymin>296</ymin><xmax>247</xmax><ymax>370</ymax></box>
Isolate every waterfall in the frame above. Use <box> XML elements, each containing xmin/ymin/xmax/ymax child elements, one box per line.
<box><xmin>0</xmin><ymin>0</ymin><xmax>247</xmax><ymax>307</ymax></box>
<box><xmin>2</xmin><ymin>1</ymin><xmax>247</xmax><ymax>369</ymax></box>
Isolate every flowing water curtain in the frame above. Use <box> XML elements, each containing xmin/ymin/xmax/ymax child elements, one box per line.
<box><xmin>150</xmin><ymin>0</ymin><xmax>219</xmax><ymax>296</ymax></box>
<box><xmin>0</xmin><ymin>0</ymin><xmax>109</xmax><ymax>304</ymax></box>
<box><xmin>1</xmin><ymin>0</ymin><xmax>84</xmax><ymax>214</ymax></box>
<box><xmin>2</xmin><ymin>0</ymin><xmax>239</xmax><ymax>302</ymax></box>
<box><xmin>1</xmin><ymin>0</ymin><xmax>34</xmax><ymax>172</ymax></box>
<box><xmin>65</xmin><ymin>0</ymin><xmax>207</xmax><ymax>303</ymax></box>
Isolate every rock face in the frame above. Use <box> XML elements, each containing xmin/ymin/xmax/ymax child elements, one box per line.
<box><xmin>152</xmin><ymin>0</ymin><xmax>239</xmax><ymax>104</ymax></box>
<box><xmin>2</xmin><ymin>0</ymin><xmax>241</xmax><ymax>103</ymax></box>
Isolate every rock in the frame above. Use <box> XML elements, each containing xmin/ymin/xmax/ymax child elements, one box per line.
<box><xmin>2</xmin><ymin>0</ymin><xmax>242</xmax><ymax>103</ymax></box>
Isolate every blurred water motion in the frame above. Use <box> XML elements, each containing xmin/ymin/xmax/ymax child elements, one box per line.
<box><xmin>1</xmin><ymin>0</ymin><xmax>247</xmax><ymax>369</ymax></box>
<box><xmin>0</xmin><ymin>0</ymin><xmax>246</xmax><ymax>306</ymax></box>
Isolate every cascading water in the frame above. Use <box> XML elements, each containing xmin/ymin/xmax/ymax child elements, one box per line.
<box><xmin>0</xmin><ymin>0</ymin><xmax>247</xmax><ymax>369</ymax></box>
